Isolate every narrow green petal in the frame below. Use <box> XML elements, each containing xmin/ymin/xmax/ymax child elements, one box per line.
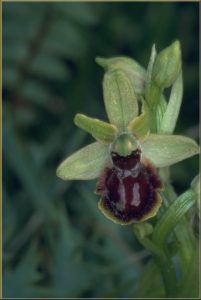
<box><xmin>56</xmin><ymin>142</ymin><xmax>109</xmax><ymax>180</ymax></box>
<box><xmin>160</xmin><ymin>72</ymin><xmax>183</xmax><ymax>134</ymax></box>
<box><xmin>128</xmin><ymin>111</ymin><xmax>150</xmax><ymax>138</ymax></box>
<box><xmin>128</xmin><ymin>95</ymin><xmax>168</xmax><ymax>137</ymax></box>
<box><xmin>96</xmin><ymin>56</ymin><xmax>146</xmax><ymax>96</ymax></box>
<box><xmin>141</xmin><ymin>134</ymin><xmax>199</xmax><ymax>167</ymax></box>
<box><xmin>74</xmin><ymin>113</ymin><xmax>117</xmax><ymax>144</ymax></box>
<box><xmin>152</xmin><ymin>189</ymin><xmax>197</xmax><ymax>249</ymax></box>
<box><xmin>103</xmin><ymin>69</ymin><xmax>138</xmax><ymax>131</ymax></box>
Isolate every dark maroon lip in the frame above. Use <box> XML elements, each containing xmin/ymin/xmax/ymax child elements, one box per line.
<box><xmin>96</xmin><ymin>150</ymin><xmax>162</xmax><ymax>223</ymax></box>
<box><xmin>111</xmin><ymin>149</ymin><xmax>141</xmax><ymax>171</ymax></box>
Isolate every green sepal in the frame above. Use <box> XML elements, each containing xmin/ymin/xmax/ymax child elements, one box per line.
<box><xmin>141</xmin><ymin>134</ymin><xmax>200</xmax><ymax>168</ymax></box>
<box><xmin>74</xmin><ymin>113</ymin><xmax>118</xmax><ymax>144</ymax></box>
<box><xmin>96</xmin><ymin>56</ymin><xmax>146</xmax><ymax>96</ymax></box>
<box><xmin>56</xmin><ymin>142</ymin><xmax>109</xmax><ymax>180</ymax></box>
<box><xmin>103</xmin><ymin>69</ymin><xmax>138</xmax><ymax>131</ymax></box>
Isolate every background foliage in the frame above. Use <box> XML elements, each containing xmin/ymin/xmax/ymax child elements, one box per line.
<box><xmin>3</xmin><ymin>2</ymin><xmax>199</xmax><ymax>298</ymax></box>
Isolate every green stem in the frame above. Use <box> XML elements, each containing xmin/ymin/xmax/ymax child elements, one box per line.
<box><xmin>156</xmin><ymin>256</ymin><xmax>177</xmax><ymax>298</ymax></box>
<box><xmin>146</xmin><ymin>82</ymin><xmax>162</xmax><ymax>132</ymax></box>
<box><xmin>137</xmin><ymin>236</ymin><xmax>165</xmax><ymax>261</ymax></box>
<box><xmin>134</xmin><ymin>232</ymin><xmax>178</xmax><ymax>297</ymax></box>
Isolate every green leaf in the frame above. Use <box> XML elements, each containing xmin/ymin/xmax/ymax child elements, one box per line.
<box><xmin>3</xmin><ymin>112</ymin><xmax>56</xmax><ymax>221</ymax></box>
<box><xmin>3</xmin><ymin>66</ymin><xmax>18</xmax><ymax>88</ymax></box>
<box><xmin>56</xmin><ymin>142</ymin><xmax>109</xmax><ymax>180</ymax></box>
<box><xmin>103</xmin><ymin>69</ymin><xmax>138</xmax><ymax>131</ymax></box>
<box><xmin>30</xmin><ymin>54</ymin><xmax>70</xmax><ymax>80</ymax></box>
<box><xmin>4</xmin><ymin>42</ymin><xmax>29</xmax><ymax>64</ymax></box>
<box><xmin>152</xmin><ymin>189</ymin><xmax>197</xmax><ymax>248</ymax></box>
<box><xmin>96</xmin><ymin>56</ymin><xmax>146</xmax><ymax>96</ymax></box>
<box><xmin>3</xmin><ymin>190</ymin><xmax>16</xmax><ymax>245</ymax></box>
<box><xmin>141</xmin><ymin>134</ymin><xmax>200</xmax><ymax>167</ymax></box>
<box><xmin>163</xmin><ymin>184</ymin><xmax>196</xmax><ymax>275</ymax></box>
<box><xmin>21</xmin><ymin>80</ymin><xmax>54</xmax><ymax>106</ymax></box>
<box><xmin>42</xmin><ymin>20</ymin><xmax>86</xmax><ymax>59</ymax></box>
<box><xmin>53</xmin><ymin>3</ymin><xmax>98</xmax><ymax>25</ymax></box>
<box><xmin>49</xmin><ymin>208</ymin><xmax>93</xmax><ymax>297</ymax></box>
<box><xmin>191</xmin><ymin>174</ymin><xmax>200</xmax><ymax>218</ymax></box>
<box><xmin>177</xmin><ymin>242</ymin><xmax>199</xmax><ymax>298</ymax></box>
<box><xmin>74</xmin><ymin>113</ymin><xmax>117</xmax><ymax>144</ymax></box>
<box><xmin>160</xmin><ymin>72</ymin><xmax>183</xmax><ymax>133</ymax></box>
<box><xmin>135</xmin><ymin>259</ymin><xmax>165</xmax><ymax>298</ymax></box>
<box><xmin>152</xmin><ymin>40</ymin><xmax>181</xmax><ymax>89</ymax></box>
<box><xmin>3</xmin><ymin>243</ymin><xmax>44</xmax><ymax>298</ymax></box>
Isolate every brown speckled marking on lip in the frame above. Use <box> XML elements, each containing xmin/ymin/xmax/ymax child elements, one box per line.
<box><xmin>96</xmin><ymin>149</ymin><xmax>163</xmax><ymax>223</ymax></box>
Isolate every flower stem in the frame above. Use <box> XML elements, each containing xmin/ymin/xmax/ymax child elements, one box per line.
<box><xmin>134</xmin><ymin>229</ymin><xmax>178</xmax><ymax>297</ymax></box>
<box><xmin>155</xmin><ymin>256</ymin><xmax>178</xmax><ymax>298</ymax></box>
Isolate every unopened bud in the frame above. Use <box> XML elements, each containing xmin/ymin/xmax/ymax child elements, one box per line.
<box><xmin>152</xmin><ymin>41</ymin><xmax>181</xmax><ymax>88</ymax></box>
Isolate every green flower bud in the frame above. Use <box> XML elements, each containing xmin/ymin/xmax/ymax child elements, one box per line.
<box><xmin>152</xmin><ymin>41</ymin><xmax>181</xmax><ymax>88</ymax></box>
<box><xmin>133</xmin><ymin>222</ymin><xmax>153</xmax><ymax>239</ymax></box>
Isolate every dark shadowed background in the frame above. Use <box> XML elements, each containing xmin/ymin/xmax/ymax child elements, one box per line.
<box><xmin>3</xmin><ymin>2</ymin><xmax>199</xmax><ymax>298</ymax></box>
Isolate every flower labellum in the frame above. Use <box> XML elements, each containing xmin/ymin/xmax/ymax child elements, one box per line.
<box><xmin>96</xmin><ymin>133</ymin><xmax>163</xmax><ymax>225</ymax></box>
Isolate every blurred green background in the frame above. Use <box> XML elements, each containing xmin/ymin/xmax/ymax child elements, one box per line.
<box><xmin>3</xmin><ymin>2</ymin><xmax>199</xmax><ymax>298</ymax></box>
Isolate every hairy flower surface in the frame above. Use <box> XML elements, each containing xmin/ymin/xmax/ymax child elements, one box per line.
<box><xmin>96</xmin><ymin>134</ymin><xmax>163</xmax><ymax>224</ymax></box>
